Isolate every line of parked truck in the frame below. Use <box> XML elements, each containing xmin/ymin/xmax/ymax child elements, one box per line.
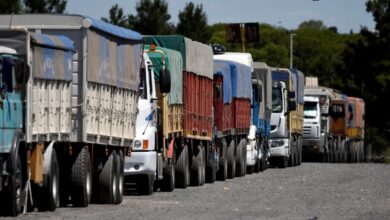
<box><xmin>0</xmin><ymin>14</ymin><xmax>366</xmax><ymax>216</ymax></box>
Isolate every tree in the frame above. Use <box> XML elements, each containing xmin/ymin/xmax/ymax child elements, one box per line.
<box><xmin>366</xmin><ymin>0</ymin><xmax>390</xmax><ymax>40</ymax></box>
<box><xmin>298</xmin><ymin>20</ymin><xmax>326</xmax><ymax>30</ymax></box>
<box><xmin>176</xmin><ymin>2</ymin><xmax>210</xmax><ymax>42</ymax></box>
<box><xmin>24</xmin><ymin>0</ymin><xmax>67</xmax><ymax>13</ymax></box>
<box><xmin>101</xmin><ymin>4</ymin><xmax>128</xmax><ymax>28</ymax></box>
<box><xmin>128</xmin><ymin>0</ymin><xmax>174</xmax><ymax>35</ymax></box>
<box><xmin>0</xmin><ymin>0</ymin><xmax>22</xmax><ymax>13</ymax></box>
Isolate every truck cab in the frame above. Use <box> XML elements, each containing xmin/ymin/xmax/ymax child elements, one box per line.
<box><xmin>124</xmin><ymin>48</ymin><xmax>172</xmax><ymax>195</ymax></box>
<box><xmin>269</xmin><ymin>81</ymin><xmax>290</xmax><ymax>166</ymax></box>
<box><xmin>302</xmin><ymin>96</ymin><xmax>323</xmax><ymax>154</ymax></box>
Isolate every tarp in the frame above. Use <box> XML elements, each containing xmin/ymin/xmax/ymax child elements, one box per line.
<box><xmin>144</xmin><ymin>45</ymin><xmax>183</xmax><ymax>104</ymax></box>
<box><xmin>291</xmin><ymin>69</ymin><xmax>305</xmax><ymax>104</ymax></box>
<box><xmin>85</xmin><ymin>16</ymin><xmax>142</xmax><ymax>41</ymax></box>
<box><xmin>213</xmin><ymin>60</ymin><xmax>233</xmax><ymax>104</ymax></box>
<box><xmin>31</xmin><ymin>33</ymin><xmax>74</xmax><ymax>81</ymax></box>
<box><xmin>87</xmin><ymin>29</ymin><xmax>141</xmax><ymax>90</ymax></box>
<box><xmin>271</xmin><ymin>69</ymin><xmax>290</xmax><ymax>82</ymax></box>
<box><xmin>254</xmin><ymin>62</ymin><xmax>272</xmax><ymax>111</ymax></box>
<box><xmin>214</xmin><ymin>59</ymin><xmax>252</xmax><ymax>100</ymax></box>
<box><xmin>144</xmin><ymin>35</ymin><xmax>213</xmax><ymax>79</ymax></box>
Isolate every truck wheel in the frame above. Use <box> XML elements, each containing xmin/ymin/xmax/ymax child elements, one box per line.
<box><xmin>235</xmin><ymin>139</ymin><xmax>246</xmax><ymax>177</ymax></box>
<box><xmin>2</xmin><ymin>152</ymin><xmax>24</xmax><ymax>216</ymax></box>
<box><xmin>288</xmin><ymin>144</ymin><xmax>294</xmax><ymax>167</ymax></box>
<box><xmin>227</xmin><ymin>140</ymin><xmax>236</xmax><ymax>179</ymax></box>
<box><xmin>279</xmin><ymin>157</ymin><xmax>288</xmax><ymax>168</ymax></box>
<box><xmin>115</xmin><ymin>150</ymin><xmax>124</xmax><ymax>204</ymax></box>
<box><xmin>216</xmin><ymin>139</ymin><xmax>228</xmax><ymax>181</ymax></box>
<box><xmin>206</xmin><ymin>144</ymin><xmax>216</xmax><ymax>183</ymax></box>
<box><xmin>138</xmin><ymin>175</ymin><xmax>154</xmax><ymax>195</ymax></box>
<box><xmin>190</xmin><ymin>145</ymin><xmax>203</xmax><ymax>186</ymax></box>
<box><xmin>160</xmin><ymin>158</ymin><xmax>175</xmax><ymax>192</ymax></box>
<box><xmin>71</xmin><ymin>148</ymin><xmax>92</xmax><ymax>207</ymax></box>
<box><xmin>201</xmin><ymin>147</ymin><xmax>206</xmax><ymax>185</ymax></box>
<box><xmin>175</xmin><ymin>145</ymin><xmax>189</xmax><ymax>188</ymax></box>
<box><xmin>98</xmin><ymin>151</ymin><xmax>119</xmax><ymax>203</ymax></box>
<box><xmin>37</xmin><ymin>149</ymin><xmax>60</xmax><ymax>211</ymax></box>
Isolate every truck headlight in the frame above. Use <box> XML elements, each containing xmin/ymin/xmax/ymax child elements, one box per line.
<box><xmin>271</xmin><ymin>140</ymin><xmax>284</xmax><ymax>148</ymax></box>
<box><xmin>134</xmin><ymin>140</ymin><xmax>142</xmax><ymax>149</ymax></box>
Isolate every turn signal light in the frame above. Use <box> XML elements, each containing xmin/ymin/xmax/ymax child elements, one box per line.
<box><xmin>143</xmin><ymin>140</ymin><xmax>149</xmax><ymax>150</ymax></box>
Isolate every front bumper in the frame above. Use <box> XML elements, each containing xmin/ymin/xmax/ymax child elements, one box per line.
<box><xmin>124</xmin><ymin>151</ymin><xmax>156</xmax><ymax>176</ymax></box>
<box><xmin>269</xmin><ymin>138</ymin><xmax>289</xmax><ymax>157</ymax></box>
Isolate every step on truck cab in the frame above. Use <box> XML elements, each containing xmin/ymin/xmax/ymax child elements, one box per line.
<box><xmin>123</xmin><ymin>45</ymin><xmax>174</xmax><ymax>195</ymax></box>
<box><xmin>0</xmin><ymin>14</ymin><xmax>144</xmax><ymax>215</ymax></box>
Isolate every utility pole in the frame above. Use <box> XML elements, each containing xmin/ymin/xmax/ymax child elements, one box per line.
<box><xmin>290</xmin><ymin>33</ymin><xmax>296</xmax><ymax>69</ymax></box>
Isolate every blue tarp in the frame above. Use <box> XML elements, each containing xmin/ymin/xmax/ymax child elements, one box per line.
<box><xmin>214</xmin><ymin>60</ymin><xmax>233</xmax><ymax>104</ymax></box>
<box><xmin>272</xmin><ymin>70</ymin><xmax>289</xmax><ymax>82</ymax></box>
<box><xmin>214</xmin><ymin>60</ymin><xmax>252</xmax><ymax>101</ymax></box>
<box><xmin>31</xmin><ymin>33</ymin><xmax>74</xmax><ymax>81</ymax></box>
<box><xmin>85</xmin><ymin>16</ymin><xmax>142</xmax><ymax>41</ymax></box>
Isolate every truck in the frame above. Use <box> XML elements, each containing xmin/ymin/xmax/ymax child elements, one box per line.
<box><xmin>246</xmin><ymin>62</ymin><xmax>272</xmax><ymax>173</ymax></box>
<box><xmin>213</xmin><ymin>52</ymin><xmax>253</xmax><ymax>178</ymax></box>
<box><xmin>123</xmin><ymin>44</ymin><xmax>176</xmax><ymax>195</ymax></box>
<box><xmin>270</xmin><ymin>68</ymin><xmax>304</xmax><ymax>168</ymax></box>
<box><xmin>0</xmin><ymin>14</ymin><xmax>148</xmax><ymax>215</ymax></box>
<box><xmin>303</xmin><ymin>78</ymin><xmax>365</xmax><ymax>163</ymax></box>
<box><xmin>144</xmin><ymin>35</ymin><xmax>214</xmax><ymax>188</ymax></box>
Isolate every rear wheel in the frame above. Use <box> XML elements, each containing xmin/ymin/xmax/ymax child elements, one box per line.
<box><xmin>227</xmin><ymin>140</ymin><xmax>236</xmax><ymax>179</ymax></box>
<box><xmin>115</xmin><ymin>151</ymin><xmax>124</xmax><ymax>204</ymax></box>
<box><xmin>175</xmin><ymin>145</ymin><xmax>189</xmax><ymax>188</ymax></box>
<box><xmin>205</xmin><ymin>144</ymin><xmax>216</xmax><ymax>183</ymax></box>
<box><xmin>97</xmin><ymin>151</ymin><xmax>118</xmax><ymax>204</ymax></box>
<box><xmin>190</xmin><ymin>145</ymin><xmax>203</xmax><ymax>186</ymax></box>
<box><xmin>138</xmin><ymin>175</ymin><xmax>154</xmax><ymax>195</ymax></box>
<box><xmin>2</xmin><ymin>152</ymin><xmax>24</xmax><ymax>216</ymax></box>
<box><xmin>160</xmin><ymin>158</ymin><xmax>175</xmax><ymax>192</ymax></box>
<box><xmin>216</xmin><ymin>139</ymin><xmax>228</xmax><ymax>181</ymax></box>
<box><xmin>235</xmin><ymin>139</ymin><xmax>246</xmax><ymax>177</ymax></box>
<box><xmin>70</xmin><ymin>148</ymin><xmax>92</xmax><ymax>207</ymax></box>
<box><xmin>37</xmin><ymin>148</ymin><xmax>60</xmax><ymax>211</ymax></box>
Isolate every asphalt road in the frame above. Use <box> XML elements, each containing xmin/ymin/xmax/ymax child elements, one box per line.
<box><xmin>8</xmin><ymin>163</ymin><xmax>390</xmax><ymax>220</ymax></box>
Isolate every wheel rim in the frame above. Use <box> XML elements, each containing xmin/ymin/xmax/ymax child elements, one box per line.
<box><xmin>52</xmin><ymin>164</ymin><xmax>59</xmax><ymax>207</ymax></box>
<box><xmin>15</xmin><ymin>157</ymin><xmax>22</xmax><ymax>211</ymax></box>
<box><xmin>86</xmin><ymin>169</ymin><xmax>92</xmax><ymax>200</ymax></box>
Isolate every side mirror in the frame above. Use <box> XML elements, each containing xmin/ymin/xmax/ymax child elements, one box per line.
<box><xmin>257</xmin><ymin>83</ymin><xmax>263</xmax><ymax>103</ymax></box>
<box><xmin>288</xmin><ymin>91</ymin><xmax>295</xmax><ymax>99</ymax></box>
<box><xmin>22</xmin><ymin>63</ymin><xmax>29</xmax><ymax>84</ymax></box>
<box><xmin>159</xmin><ymin>68</ymin><xmax>171</xmax><ymax>93</ymax></box>
<box><xmin>288</xmin><ymin>100</ymin><xmax>297</xmax><ymax>111</ymax></box>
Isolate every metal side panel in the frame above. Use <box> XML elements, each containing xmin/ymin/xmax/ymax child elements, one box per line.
<box><xmin>85</xmin><ymin>83</ymin><xmax>137</xmax><ymax>145</ymax></box>
<box><xmin>31</xmin><ymin>79</ymin><xmax>72</xmax><ymax>141</ymax></box>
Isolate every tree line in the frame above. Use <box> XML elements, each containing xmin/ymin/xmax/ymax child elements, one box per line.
<box><xmin>1</xmin><ymin>0</ymin><xmax>389</xmax><ymax>156</ymax></box>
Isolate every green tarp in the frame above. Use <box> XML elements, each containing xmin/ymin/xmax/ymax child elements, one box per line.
<box><xmin>144</xmin><ymin>45</ymin><xmax>183</xmax><ymax>104</ymax></box>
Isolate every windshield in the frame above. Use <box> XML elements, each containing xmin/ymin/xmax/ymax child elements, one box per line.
<box><xmin>304</xmin><ymin>101</ymin><xmax>318</xmax><ymax>119</ymax></box>
<box><xmin>272</xmin><ymin>88</ymin><xmax>283</xmax><ymax>113</ymax></box>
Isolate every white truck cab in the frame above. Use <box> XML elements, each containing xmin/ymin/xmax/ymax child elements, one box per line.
<box><xmin>269</xmin><ymin>81</ymin><xmax>289</xmax><ymax>160</ymax></box>
<box><xmin>303</xmin><ymin>96</ymin><xmax>323</xmax><ymax>150</ymax></box>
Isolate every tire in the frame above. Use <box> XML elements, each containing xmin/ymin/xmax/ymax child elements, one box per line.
<box><xmin>160</xmin><ymin>158</ymin><xmax>175</xmax><ymax>192</ymax></box>
<box><xmin>115</xmin><ymin>150</ymin><xmax>124</xmax><ymax>204</ymax></box>
<box><xmin>227</xmin><ymin>140</ymin><xmax>236</xmax><ymax>179</ymax></box>
<box><xmin>70</xmin><ymin>148</ymin><xmax>92</xmax><ymax>207</ymax></box>
<box><xmin>288</xmin><ymin>144</ymin><xmax>294</xmax><ymax>167</ymax></box>
<box><xmin>216</xmin><ymin>139</ymin><xmax>228</xmax><ymax>181</ymax></box>
<box><xmin>279</xmin><ymin>157</ymin><xmax>288</xmax><ymax>169</ymax></box>
<box><xmin>253</xmin><ymin>143</ymin><xmax>261</xmax><ymax>173</ymax></box>
<box><xmin>2</xmin><ymin>152</ymin><xmax>24</xmax><ymax>216</ymax></box>
<box><xmin>97</xmin><ymin>151</ymin><xmax>118</xmax><ymax>204</ymax></box>
<box><xmin>205</xmin><ymin>144</ymin><xmax>216</xmax><ymax>183</ymax></box>
<box><xmin>235</xmin><ymin>139</ymin><xmax>246</xmax><ymax>177</ymax></box>
<box><xmin>37</xmin><ymin>149</ymin><xmax>60</xmax><ymax>211</ymax></box>
<box><xmin>138</xmin><ymin>175</ymin><xmax>154</xmax><ymax>195</ymax></box>
<box><xmin>175</xmin><ymin>145</ymin><xmax>189</xmax><ymax>188</ymax></box>
<box><xmin>190</xmin><ymin>145</ymin><xmax>203</xmax><ymax>186</ymax></box>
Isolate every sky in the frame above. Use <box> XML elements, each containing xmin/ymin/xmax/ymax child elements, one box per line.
<box><xmin>66</xmin><ymin>0</ymin><xmax>376</xmax><ymax>33</ymax></box>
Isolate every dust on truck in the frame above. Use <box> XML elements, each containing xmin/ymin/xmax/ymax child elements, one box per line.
<box><xmin>0</xmin><ymin>14</ymin><xmax>144</xmax><ymax>215</ymax></box>
<box><xmin>144</xmin><ymin>35</ymin><xmax>214</xmax><ymax>187</ymax></box>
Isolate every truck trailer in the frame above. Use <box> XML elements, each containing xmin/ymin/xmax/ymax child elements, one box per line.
<box><xmin>213</xmin><ymin>52</ymin><xmax>253</xmax><ymax>178</ymax></box>
<box><xmin>0</xmin><ymin>14</ymin><xmax>146</xmax><ymax>215</ymax></box>
<box><xmin>144</xmin><ymin>35</ymin><xmax>214</xmax><ymax>188</ymax></box>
